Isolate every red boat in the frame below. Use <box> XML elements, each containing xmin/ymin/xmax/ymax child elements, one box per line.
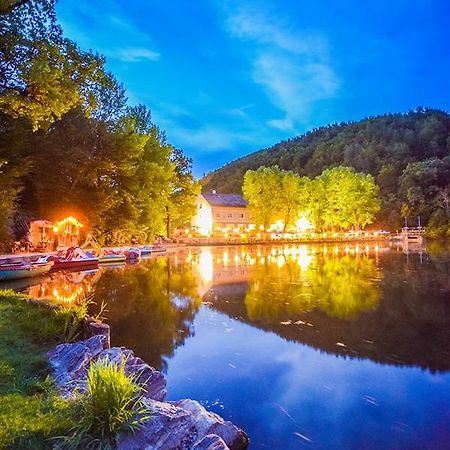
<box><xmin>38</xmin><ymin>247</ymin><xmax>99</xmax><ymax>271</ymax></box>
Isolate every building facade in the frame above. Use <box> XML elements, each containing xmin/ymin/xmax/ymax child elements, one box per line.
<box><xmin>191</xmin><ymin>192</ymin><xmax>252</xmax><ymax>236</ymax></box>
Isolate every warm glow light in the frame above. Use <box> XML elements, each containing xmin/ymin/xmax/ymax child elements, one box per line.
<box><xmin>295</xmin><ymin>215</ymin><xmax>313</xmax><ymax>233</ymax></box>
<box><xmin>198</xmin><ymin>249</ymin><xmax>213</xmax><ymax>285</ymax></box>
<box><xmin>194</xmin><ymin>206</ymin><xmax>212</xmax><ymax>236</ymax></box>
<box><xmin>296</xmin><ymin>245</ymin><xmax>314</xmax><ymax>271</ymax></box>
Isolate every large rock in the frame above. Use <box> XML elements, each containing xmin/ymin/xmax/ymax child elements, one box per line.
<box><xmin>47</xmin><ymin>334</ymin><xmax>108</xmax><ymax>396</ymax></box>
<box><xmin>47</xmin><ymin>338</ymin><xmax>166</xmax><ymax>401</ymax></box>
<box><xmin>117</xmin><ymin>398</ymin><xmax>249</xmax><ymax>450</ymax></box>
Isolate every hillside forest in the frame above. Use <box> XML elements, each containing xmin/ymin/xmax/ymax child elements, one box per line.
<box><xmin>204</xmin><ymin>109</ymin><xmax>450</xmax><ymax>237</ymax></box>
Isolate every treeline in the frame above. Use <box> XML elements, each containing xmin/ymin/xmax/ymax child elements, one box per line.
<box><xmin>243</xmin><ymin>166</ymin><xmax>380</xmax><ymax>231</ymax></box>
<box><xmin>0</xmin><ymin>0</ymin><xmax>199</xmax><ymax>247</ymax></box>
<box><xmin>204</xmin><ymin>109</ymin><xmax>450</xmax><ymax>236</ymax></box>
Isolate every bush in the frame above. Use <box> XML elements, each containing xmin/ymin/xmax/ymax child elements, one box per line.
<box><xmin>66</xmin><ymin>358</ymin><xmax>150</xmax><ymax>449</ymax></box>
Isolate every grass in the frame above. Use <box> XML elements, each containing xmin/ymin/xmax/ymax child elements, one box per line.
<box><xmin>0</xmin><ymin>290</ymin><xmax>150</xmax><ymax>449</ymax></box>
<box><xmin>63</xmin><ymin>359</ymin><xmax>150</xmax><ymax>449</ymax></box>
<box><xmin>0</xmin><ymin>289</ymin><xmax>74</xmax><ymax>449</ymax></box>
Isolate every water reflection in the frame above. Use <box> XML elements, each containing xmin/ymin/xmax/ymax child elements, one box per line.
<box><xmin>92</xmin><ymin>257</ymin><xmax>202</xmax><ymax>370</ymax></box>
<box><xmin>18</xmin><ymin>244</ymin><xmax>450</xmax><ymax>372</ymax></box>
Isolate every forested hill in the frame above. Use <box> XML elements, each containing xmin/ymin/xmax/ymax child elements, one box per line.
<box><xmin>203</xmin><ymin>108</ymin><xmax>450</xmax><ymax>230</ymax></box>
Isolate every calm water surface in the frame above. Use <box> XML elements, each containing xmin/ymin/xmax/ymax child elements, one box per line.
<box><xmin>15</xmin><ymin>244</ymin><xmax>450</xmax><ymax>449</ymax></box>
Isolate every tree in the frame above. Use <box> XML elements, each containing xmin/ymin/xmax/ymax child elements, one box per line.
<box><xmin>166</xmin><ymin>148</ymin><xmax>201</xmax><ymax>237</ymax></box>
<box><xmin>318</xmin><ymin>166</ymin><xmax>380</xmax><ymax>230</ymax></box>
<box><xmin>0</xmin><ymin>0</ymin><xmax>110</xmax><ymax>129</ymax></box>
<box><xmin>242</xmin><ymin>166</ymin><xmax>282</xmax><ymax>230</ymax></box>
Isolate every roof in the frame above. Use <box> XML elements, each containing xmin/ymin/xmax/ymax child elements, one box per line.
<box><xmin>202</xmin><ymin>192</ymin><xmax>248</xmax><ymax>208</ymax></box>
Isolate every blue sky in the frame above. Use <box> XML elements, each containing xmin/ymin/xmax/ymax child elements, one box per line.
<box><xmin>56</xmin><ymin>0</ymin><xmax>450</xmax><ymax>176</ymax></box>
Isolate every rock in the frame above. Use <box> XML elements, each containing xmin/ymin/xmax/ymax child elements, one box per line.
<box><xmin>193</xmin><ymin>435</ymin><xmax>230</xmax><ymax>450</ymax></box>
<box><xmin>172</xmin><ymin>400</ymin><xmax>249</xmax><ymax>450</ymax></box>
<box><xmin>117</xmin><ymin>399</ymin><xmax>249</xmax><ymax>450</ymax></box>
<box><xmin>85</xmin><ymin>320</ymin><xmax>111</xmax><ymax>348</ymax></box>
<box><xmin>48</xmin><ymin>339</ymin><xmax>167</xmax><ymax>401</ymax></box>
<box><xmin>47</xmin><ymin>334</ymin><xmax>108</xmax><ymax>395</ymax></box>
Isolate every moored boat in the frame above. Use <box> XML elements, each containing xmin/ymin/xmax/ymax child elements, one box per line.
<box><xmin>0</xmin><ymin>260</ymin><xmax>54</xmax><ymax>281</ymax></box>
<box><xmin>98</xmin><ymin>250</ymin><xmax>127</xmax><ymax>264</ymax></box>
<box><xmin>38</xmin><ymin>247</ymin><xmax>99</xmax><ymax>271</ymax></box>
<box><xmin>124</xmin><ymin>248</ymin><xmax>141</xmax><ymax>260</ymax></box>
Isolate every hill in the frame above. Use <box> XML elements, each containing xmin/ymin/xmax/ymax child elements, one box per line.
<box><xmin>203</xmin><ymin>108</ymin><xmax>450</xmax><ymax>230</ymax></box>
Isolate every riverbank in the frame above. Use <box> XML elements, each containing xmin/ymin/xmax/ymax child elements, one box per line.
<box><xmin>0</xmin><ymin>290</ymin><xmax>73</xmax><ymax>448</ymax></box>
<box><xmin>0</xmin><ymin>290</ymin><xmax>249</xmax><ymax>449</ymax></box>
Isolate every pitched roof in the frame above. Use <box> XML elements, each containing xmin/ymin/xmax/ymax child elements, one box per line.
<box><xmin>202</xmin><ymin>192</ymin><xmax>248</xmax><ymax>207</ymax></box>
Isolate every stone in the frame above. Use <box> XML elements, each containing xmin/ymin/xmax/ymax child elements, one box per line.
<box><xmin>193</xmin><ymin>435</ymin><xmax>230</xmax><ymax>450</ymax></box>
<box><xmin>85</xmin><ymin>320</ymin><xmax>111</xmax><ymax>348</ymax></box>
<box><xmin>171</xmin><ymin>400</ymin><xmax>249</xmax><ymax>450</ymax></box>
<box><xmin>47</xmin><ymin>334</ymin><xmax>108</xmax><ymax>395</ymax></box>
<box><xmin>117</xmin><ymin>399</ymin><xmax>249</xmax><ymax>450</ymax></box>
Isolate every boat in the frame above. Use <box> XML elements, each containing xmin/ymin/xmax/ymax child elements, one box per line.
<box><xmin>124</xmin><ymin>248</ymin><xmax>141</xmax><ymax>260</ymax></box>
<box><xmin>38</xmin><ymin>246</ymin><xmax>99</xmax><ymax>271</ymax></box>
<box><xmin>140</xmin><ymin>245</ymin><xmax>167</xmax><ymax>256</ymax></box>
<box><xmin>0</xmin><ymin>260</ymin><xmax>54</xmax><ymax>281</ymax></box>
<box><xmin>98</xmin><ymin>250</ymin><xmax>127</xmax><ymax>264</ymax></box>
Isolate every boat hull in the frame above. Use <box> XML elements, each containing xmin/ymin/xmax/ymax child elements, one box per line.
<box><xmin>0</xmin><ymin>263</ymin><xmax>53</xmax><ymax>281</ymax></box>
<box><xmin>51</xmin><ymin>259</ymin><xmax>99</xmax><ymax>271</ymax></box>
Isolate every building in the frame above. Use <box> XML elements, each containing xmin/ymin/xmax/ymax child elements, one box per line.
<box><xmin>28</xmin><ymin>216</ymin><xmax>84</xmax><ymax>250</ymax></box>
<box><xmin>191</xmin><ymin>192</ymin><xmax>252</xmax><ymax>236</ymax></box>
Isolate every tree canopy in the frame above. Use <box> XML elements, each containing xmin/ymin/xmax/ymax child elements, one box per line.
<box><xmin>242</xmin><ymin>165</ymin><xmax>380</xmax><ymax>232</ymax></box>
<box><xmin>0</xmin><ymin>1</ymin><xmax>199</xmax><ymax>247</ymax></box>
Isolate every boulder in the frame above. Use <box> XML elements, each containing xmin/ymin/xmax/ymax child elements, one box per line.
<box><xmin>48</xmin><ymin>338</ymin><xmax>167</xmax><ymax>401</ymax></box>
<box><xmin>117</xmin><ymin>399</ymin><xmax>249</xmax><ymax>450</ymax></box>
<box><xmin>47</xmin><ymin>334</ymin><xmax>108</xmax><ymax>396</ymax></box>
<box><xmin>193</xmin><ymin>435</ymin><xmax>230</xmax><ymax>450</ymax></box>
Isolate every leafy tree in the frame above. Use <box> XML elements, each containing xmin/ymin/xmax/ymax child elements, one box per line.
<box><xmin>166</xmin><ymin>148</ymin><xmax>201</xmax><ymax>237</ymax></box>
<box><xmin>318</xmin><ymin>166</ymin><xmax>380</xmax><ymax>230</ymax></box>
<box><xmin>0</xmin><ymin>0</ymin><xmax>110</xmax><ymax>129</ymax></box>
<box><xmin>242</xmin><ymin>166</ymin><xmax>282</xmax><ymax>230</ymax></box>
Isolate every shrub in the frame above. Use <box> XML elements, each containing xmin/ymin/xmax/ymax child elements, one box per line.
<box><xmin>66</xmin><ymin>358</ymin><xmax>150</xmax><ymax>449</ymax></box>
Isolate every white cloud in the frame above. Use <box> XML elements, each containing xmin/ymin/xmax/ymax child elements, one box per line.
<box><xmin>114</xmin><ymin>48</ymin><xmax>160</xmax><ymax>62</ymax></box>
<box><xmin>223</xmin><ymin>4</ymin><xmax>339</xmax><ymax>131</ymax></box>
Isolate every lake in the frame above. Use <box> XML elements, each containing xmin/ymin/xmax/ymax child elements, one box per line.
<box><xmin>15</xmin><ymin>243</ymin><xmax>450</xmax><ymax>449</ymax></box>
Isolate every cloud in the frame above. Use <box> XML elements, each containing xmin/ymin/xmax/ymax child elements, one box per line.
<box><xmin>114</xmin><ymin>48</ymin><xmax>160</xmax><ymax>62</ymax></box>
<box><xmin>223</xmin><ymin>4</ymin><xmax>339</xmax><ymax>131</ymax></box>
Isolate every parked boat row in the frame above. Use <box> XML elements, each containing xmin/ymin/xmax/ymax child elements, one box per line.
<box><xmin>0</xmin><ymin>244</ymin><xmax>167</xmax><ymax>281</ymax></box>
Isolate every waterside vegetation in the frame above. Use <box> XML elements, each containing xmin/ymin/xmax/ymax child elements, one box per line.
<box><xmin>0</xmin><ymin>290</ymin><xmax>147</xmax><ymax>449</ymax></box>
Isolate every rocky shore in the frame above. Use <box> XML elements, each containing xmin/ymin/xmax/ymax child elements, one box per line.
<box><xmin>47</xmin><ymin>333</ymin><xmax>249</xmax><ymax>450</ymax></box>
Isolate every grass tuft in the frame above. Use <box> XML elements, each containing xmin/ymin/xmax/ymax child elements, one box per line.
<box><xmin>63</xmin><ymin>358</ymin><xmax>151</xmax><ymax>449</ymax></box>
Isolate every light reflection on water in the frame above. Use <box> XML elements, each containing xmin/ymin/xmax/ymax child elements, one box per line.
<box><xmin>15</xmin><ymin>243</ymin><xmax>450</xmax><ymax>449</ymax></box>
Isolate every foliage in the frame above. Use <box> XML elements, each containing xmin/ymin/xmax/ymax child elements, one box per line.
<box><xmin>0</xmin><ymin>3</ymin><xmax>198</xmax><ymax>245</ymax></box>
<box><xmin>53</xmin><ymin>295</ymin><xmax>90</xmax><ymax>343</ymax></box>
<box><xmin>317</xmin><ymin>166</ymin><xmax>380</xmax><ymax>230</ymax></box>
<box><xmin>204</xmin><ymin>108</ymin><xmax>450</xmax><ymax>230</ymax></box>
<box><xmin>0</xmin><ymin>0</ymin><xmax>111</xmax><ymax>130</ymax></box>
<box><xmin>65</xmin><ymin>358</ymin><xmax>150</xmax><ymax>450</ymax></box>
<box><xmin>243</xmin><ymin>165</ymin><xmax>380</xmax><ymax>231</ymax></box>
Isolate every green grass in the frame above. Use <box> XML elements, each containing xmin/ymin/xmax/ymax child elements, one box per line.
<box><xmin>0</xmin><ymin>290</ymin><xmax>74</xmax><ymax>449</ymax></box>
<box><xmin>65</xmin><ymin>358</ymin><xmax>150</xmax><ymax>450</ymax></box>
<box><xmin>0</xmin><ymin>290</ymin><xmax>149</xmax><ymax>450</ymax></box>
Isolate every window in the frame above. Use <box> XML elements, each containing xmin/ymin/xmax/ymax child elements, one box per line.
<box><xmin>240</xmin><ymin>213</ymin><xmax>244</xmax><ymax>218</ymax></box>
<box><xmin>227</xmin><ymin>213</ymin><xmax>232</xmax><ymax>218</ymax></box>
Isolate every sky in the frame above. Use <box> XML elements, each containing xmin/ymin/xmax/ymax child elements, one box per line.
<box><xmin>56</xmin><ymin>0</ymin><xmax>450</xmax><ymax>176</ymax></box>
